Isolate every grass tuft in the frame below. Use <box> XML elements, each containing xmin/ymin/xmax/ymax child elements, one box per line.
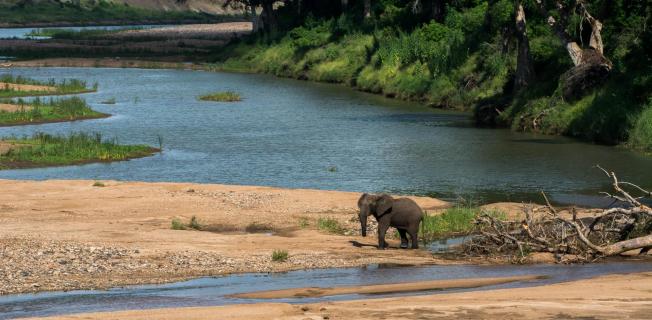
<box><xmin>171</xmin><ymin>218</ymin><xmax>186</xmax><ymax>230</ymax></box>
<box><xmin>317</xmin><ymin>218</ymin><xmax>345</xmax><ymax>235</ymax></box>
<box><xmin>92</xmin><ymin>181</ymin><xmax>105</xmax><ymax>187</ymax></box>
<box><xmin>198</xmin><ymin>91</ymin><xmax>242</xmax><ymax>102</ymax></box>
<box><xmin>271</xmin><ymin>249</ymin><xmax>288</xmax><ymax>262</ymax></box>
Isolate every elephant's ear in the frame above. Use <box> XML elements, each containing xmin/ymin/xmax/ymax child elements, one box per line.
<box><xmin>358</xmin><ymin>193</ymin><xmax>369</xmax><ymax>208</ymax></box>
<box><xmin>376</xmin><ymin>194</ymin><xmax>393</xmax><ymax>217</ymax></box>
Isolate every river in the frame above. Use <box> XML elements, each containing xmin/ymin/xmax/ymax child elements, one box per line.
<box><xmin>0</xmin><ymin>67</ymin><xmax>651</xmax><ymax>206</ymax></box>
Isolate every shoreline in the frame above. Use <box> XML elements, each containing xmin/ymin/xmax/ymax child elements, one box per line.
<box><xmin>0</xmin><ymin>17</ymin><xmax>247</xmax><ymax>29</ymax></box>
<box><xmin>0</xmin><ymin>111</ymin><xmax>110</xmax><ymax>127</ymax></box>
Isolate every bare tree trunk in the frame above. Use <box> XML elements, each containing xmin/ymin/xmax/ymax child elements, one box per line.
<box><xmin>514</xmin><ymin>0</ymin><xmax>534</xmax><ymax>90</ymax></box>
<box><xmin>431</xmin><ymin>0</ymin><xmax>445</xmax><ymax>22</ymax></box>
<box><xmin>341</xmin><ymin>0</ymin><xmax>348</xmax><ymax>11</ymax></box>
<box><xmin>261</xmin><ymin>0</ymin><xmax>277</xmax><ymax>34</ymax></box>
<box><xmin>534</xmin><ymin>0</ymin><xmax>612</xmax><ymax>100</ymax></box>
<box><xmin>249</xmin><ymin>4</ymin><xmax>260</xmax><ymax>32</ymax></box>
<box><xmin>363</xmin><ymin>0</ymin><xmax>371</xmax><ymax>19</ymax></box>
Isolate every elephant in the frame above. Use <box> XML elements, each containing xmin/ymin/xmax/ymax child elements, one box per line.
<box><xmin>357</xmin><ymin>193</ymin><xmax>424</xmax><ymax>250</ymax></box>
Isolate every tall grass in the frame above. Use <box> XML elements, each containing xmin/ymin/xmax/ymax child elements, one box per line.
<box><xmin>0</xmin><ymin>132</ymin><xmax>157</xmax><ymax>169</ymax></box>
<box><xmin>0</xmin><ymin>97</ymin><xmax>106</xmax><ymax>125</ymax></box>
<box><xmin>420</xmin><ymin>206</ymin><xmax>505</xmax><ymax>241</ymax></box>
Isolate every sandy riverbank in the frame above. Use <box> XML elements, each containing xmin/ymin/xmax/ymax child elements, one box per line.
<box><xmin>0</xmin><ymin>179</ymin><xmax>453</xmax><ymax>295</ymax></box>
<box><xmin>26</xmin><ymin>270</ymin><xmax>652</xmax><ymax>320</ymax></box>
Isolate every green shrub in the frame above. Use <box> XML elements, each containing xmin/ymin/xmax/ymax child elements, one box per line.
<box><xmin>92</xmin><ymin>181</ymin><xmax>105</xmax><ymax>187</ymax></box>
<box><xmin>317</xmin><ymin>218</ymin><xmax>345</xmax><ymax>235</ymax></box>
<box><xmin>271</xmin><ymin>249</ymin><xmax>289</xmax><ymax>262</ymax></box>
<box><xmin>171</xmin><ymin>218</ymin><xmax>186</xmax><ymax>230</ymax></box>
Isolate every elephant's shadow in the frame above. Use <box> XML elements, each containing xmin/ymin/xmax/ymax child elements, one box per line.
<box><xmin>349</xmin><ymin>240</ymin><xmax>382</xmax><ymax>249</ymax></box>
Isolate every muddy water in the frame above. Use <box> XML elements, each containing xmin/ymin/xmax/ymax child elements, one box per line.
<box><xmin>1</xmin><ymin>261</ymin><xmax>651</xmax><ymax>319</ymax></box>
<box><xmin>0</xmin><ymin>67</ymin><xmax>651</xmax><ymax>205</ymax></box>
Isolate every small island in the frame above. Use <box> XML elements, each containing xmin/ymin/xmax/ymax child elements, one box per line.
<box><xmin>0</xmin><ymin>74</ymin><xmax>97</xmax><ymax>98</ymax></box>
<box><xmin>0</xmin><ymin>132</ymin><xmax>159</xmax><ymax>170</ymax></box>
<box><xmin>198</xmin><ymin>91</ymin><xmax>242</xmax><ymax>102</ymax></box>
<box><xmin>0</xmin><ymin>97</ymin><xmax>108</xmax><ymax>126</ymax></box>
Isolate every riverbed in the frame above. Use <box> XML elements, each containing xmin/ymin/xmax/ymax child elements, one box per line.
<box><xmin>2</xmin><ymin>261</ymin><xmax>651</xmax><ymax>319</ymax></box>
<box><xmin>0</xmin><ymin>67</ymin><xmax>650</xmax><ymax>205</ymax></box>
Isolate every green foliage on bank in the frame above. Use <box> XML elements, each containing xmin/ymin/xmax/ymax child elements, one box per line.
<box><xmin>0</xmin><ymin>132</ymin><xmax>158</xmax><ymax>169</ymax></box>
<box><xmin>0</xmin><ymin>97</ymin><xmax>107</xmax><ymax>126</ymax></box>
<box><xmin>212</xmin><ymin>0</ymin><xmax>651</xmax><ymax>151</ymax></box>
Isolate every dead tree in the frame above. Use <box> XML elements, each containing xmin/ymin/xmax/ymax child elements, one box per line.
<box><xmin>514</xmin><ymin>0</ymin><xmax>535</xmax><ymax>91</ymax></box>
<box><xmin>534</xmin><ymin>0</ymin><xmax>612</xmax><ymax>100</ymax></box>
<box><xmin>465</xmin><ymin>166</ymin><xmax>652</xmax><ymax>263</ymax></box>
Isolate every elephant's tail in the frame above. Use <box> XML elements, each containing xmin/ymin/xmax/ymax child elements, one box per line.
<box><xmin>420</xmin><ymin>210</ymin><xmax>427</xmax><ymax>247</ymax></box>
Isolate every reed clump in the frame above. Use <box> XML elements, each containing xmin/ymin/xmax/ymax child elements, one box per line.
<box><xmin>198</xmin><ymin>91</ymin><xmax>242</xmax><ymax>102</ymax></box>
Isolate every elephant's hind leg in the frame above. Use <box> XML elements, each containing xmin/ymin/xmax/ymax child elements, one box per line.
<box><xmin>398</xmin><ymin>229</ymin><xmax>409</xmax><ymax>249</ymax></box>
<box><xmin>408</xmin><ymin>230</ymin><xmax>419</xmax><ymax>249</ymax></box>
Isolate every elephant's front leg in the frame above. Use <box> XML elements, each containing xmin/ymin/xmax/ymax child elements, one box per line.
<box><xmin>377</xmin><ymin>219</ymin><xmax>390</xmax><ymax>250</ymax></box>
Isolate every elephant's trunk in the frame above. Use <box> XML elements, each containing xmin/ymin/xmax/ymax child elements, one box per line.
<box><xmin>359</xmin><ymin>212</ymin><xmax>367</xmax><ymax>237</ymax></box>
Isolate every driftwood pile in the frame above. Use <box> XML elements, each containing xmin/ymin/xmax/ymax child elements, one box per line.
<box><xmin>464</xmin><ymin>166</ymin><xmax>652</xmax><ymax>263</ymax></box>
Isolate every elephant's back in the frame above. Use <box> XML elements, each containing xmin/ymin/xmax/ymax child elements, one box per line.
<box><xmin>394</xmin><ymin>198</ymin><xmax>424</xmax><ymax>215</ymax></box>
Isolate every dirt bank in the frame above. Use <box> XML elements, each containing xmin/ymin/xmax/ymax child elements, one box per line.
<box><xmin>0</xmin><ymin>82</ymin><xmax>55</xmax><ymax>92</ymax></box>
<box><xmin>0</xmin><ymin>103</ymin><xmax>32</xmax><ymax>112</ymax></box>
<box><xmin>0</xmin><ymin>179</ymin><xmax>451</xmax><ymax>295</ymax></box>
<box><xmin>27</xmin><ymin>271</ymin><xmax>652</xmax><ymax>320</ymax></box>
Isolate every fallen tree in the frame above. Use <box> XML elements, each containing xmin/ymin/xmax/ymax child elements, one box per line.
<box><xmin>464</xmin><ymin>166</ymin><xmax>652</xmax><ymax>263</ymax></box>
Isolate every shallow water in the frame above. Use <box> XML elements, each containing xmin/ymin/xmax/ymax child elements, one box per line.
<box><xmin>0</xmin><ymin>25</ymin><xmax>169</xmax><ymax>39</ymax></box>
<box><xmin>0</xmin><ymin>67</ymin><xmax>651</xmax><ymax>205</ymax></box>
<box><xmin>1</xmin><ymin>261</ymin><xmax>651</xmax><ymax>319</ymax></box>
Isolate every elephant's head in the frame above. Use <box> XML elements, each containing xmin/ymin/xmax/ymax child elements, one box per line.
<box><xmin>357</xmin><ymin>193</ymin><xmax>393</xmax><ymax>237</ymax></box>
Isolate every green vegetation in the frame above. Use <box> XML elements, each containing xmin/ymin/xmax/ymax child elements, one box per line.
<box><xmin>271</xmin><ymin>249</ymin><xmax>289</xmax><ymax>262</ymax></box>
<box><xmin>629</xmin><ymin>100</ymin><xmax>652</xmax><ymax>152</ymax></box>
<box><xmin>0</xmin><ymin>74</ymin><xmax>97</xmax><ymax>98</ymax></box>
<box><xmin>298</xmin><ymin>217</ymin><xmax>310</xmax><ymax>228</ymax></box>
<box><xmin>198</xmin><ymin>91</ymin><xmax>242</xmax><ymax>102</ymax></box>
<box><xmin>317</xmin><ymin>217</ymin><xmax>345</xmax><ymax>235</ymax></box>
<box><xmin>171</xmin><ymin>218</ymin><xmax>186</xmax><ymax>230</ymax></box>
<box><xmin>92</xmin><ymin>181</ymin><xmax>105</xmax><ymax>187</ymax></box>
<box><xmin>420</xmin><ymin>206</ymin><xmax>505</xmax><ymax>241</ymax></box>
<box><xmin>0</xmin><ymin>97</ymin><xmax>107</xmax><ymax>126</ymax></box>
<box><xmin>170</xmin><ymin>216</ymin><xmax>202</xmax><ymax>230</ymax></box>
<box><xmin>189</xmin><ymin>216</ymin><xmax>202</xmax><ymax>230</ymax></box>
<box><xmin>213</xmin><ymin>1</ymin><xmax>651</xmax><ymax>151</ymax></box>
<box><xmin>0</xmin><ymin>1</ymin><xmax>230</xmax><ymax>26</ymax></box>
<box><xmin>0</xmin><ymin>132</ymin><xmax>158</xmax><ymax>169</ymax></box>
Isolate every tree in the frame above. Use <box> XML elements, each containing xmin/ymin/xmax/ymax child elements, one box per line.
<box><xmin>535</xmin><ymin>0</ymin><xmax>612</xmax><ymax>100</ymax></box>
<box><xmin>363</xmin><ymin>0</ymin><xmax>371</xmax><ymax>18</ymax></box>
<box><xmin>514</xmin><ymin>0</ymin><xmax>534</xmax><ymax>90</ymax></box>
